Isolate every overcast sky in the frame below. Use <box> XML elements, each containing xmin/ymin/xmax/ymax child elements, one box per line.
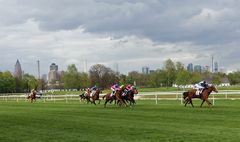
<box><xmin>0</xmin><ymin>0</ymin><xmax>240</xmax><ymax>76</ymax></box>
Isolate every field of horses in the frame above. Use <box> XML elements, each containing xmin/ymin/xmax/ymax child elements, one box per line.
<box><xmin>0</xmin><ymin>100</ymin><xmax>240</xmax><ymax>142</ymax></box>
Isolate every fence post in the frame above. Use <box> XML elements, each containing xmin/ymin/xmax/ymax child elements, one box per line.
<box><xmin>212</xmin><ymin>93</ymin><xmax>215</xmax><ymax>106</ymax></box>
<box><xmin>155</xmin><ymin>94</ymin><xmax>158</xmax><ymax>105</ymax></box>
<box><xmin>65</xmin><ymin>95</ymin><xmax>68</xmax><ymax>103</ymax></box>
<box><xmin>181</xmin><ymin>94</ymin><xmax>183</xmax><ymax>104</ymax></box>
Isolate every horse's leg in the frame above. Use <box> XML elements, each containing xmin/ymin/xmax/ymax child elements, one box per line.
<box><xmin>205</xmin><ymin>98</ymin><xmax>212</xmax><ymax>108</ymax></box>
<box><xmin>200</xmin><ymin>100</ymin><xmax>205</xmax><ymax>107</ymax></box>
<box><xmin>189</xmin><ymin>99</ymin><xmax>194</xmax><ymax>108</ymax></box>
<box><xmin>184</xmin><ymin>98</ymin><xmax>189</xmax><ymax>107</ymax></box>
<box><xmin>92</xmin><ymin>99</ymin><xmax>96</xmax><ymax>105</ymax></box>
<box><xmin>104</xmin><ymin>99</ymin><xmax>110</xmax><ymax>108</ymax></box>
<box><xmin>98</xmin><ymin>99</ymin><xmax>101</xmax><ymax>104</ymax></box>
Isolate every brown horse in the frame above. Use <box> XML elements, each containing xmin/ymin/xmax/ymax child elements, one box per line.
<box><xmin>183</xmin><ymin>84</ymin><xmax>218</xmax><ymax>108</ymax></box>
<box><xmin>85</xmin><ymin>89</ymin><xmax>101</xmax><ymax>105</ymax></box>
<box><xmin>27</xmin><ymin>89</ymin><xmax>37</xmax><ymax>103</ymax></box>
<box><xmin>102</xmin><ymin>89</ymin><xmax>126</xmax><ymax>107</ymax></box>
<box><xmin>121</xmin><ymin>88</ymin><xmax>138</xmax><ymax>106</ymax></box>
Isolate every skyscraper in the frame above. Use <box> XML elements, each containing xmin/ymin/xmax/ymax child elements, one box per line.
<box><xmin>48</xmin><ymin>63</ymin><xmax>59</xmax><ymax>84</ymax></box>
<box><xmin>214</xmin><ymin>62</ymin><xmax>219</xmax><ymax>73</ymax></box>
<box><xmin>194</xmin><ymin>65</ymin><xmax>202</xmax><ymax>73</ymax></box>
<box><xmin>187</xmin><ymin>63</ymin><xmax>193</xmax><ymax>72</ymax></box>
<box><xmin>142</xmin><ymin>66</ymin><xmax>149</xmax><ymax>74</ymax></box>
<box><xmin>14</xmin><ymin>59</ymin><xmax>23</xmax><ymax>79</ymax></box>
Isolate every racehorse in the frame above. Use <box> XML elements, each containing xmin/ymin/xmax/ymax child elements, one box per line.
<box><xmin>79</xmin><ymin>93</ymin><xmax>86</xmax><ymax>101</ymax></box>
<box><xmin>183</xmin><ymin>84</ymin><xmax>218</xmax><ymax>108</ymax></box>
<box><xmin>121</xmin><ymin>88</ymin><xmax>138</xmax><ymax>106</ymax></box>
<box><xmin>27</xmin><ymin>89</ymin><xmax>37</xmax><ymax>103</ymax></box>
<box><xmin>102</xmin><ymin>89</ymin><xmax>126</xmax><ymax>107</ymax></box>
<box><xmin>85</xmin><ymin>88</ymin><xmax>101</xmax><ymax>105</ymax></box>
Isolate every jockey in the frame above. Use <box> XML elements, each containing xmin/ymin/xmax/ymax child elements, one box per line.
<box><xmin>84</xmin><ymin>88</ymin><xmax>91</xmax><ymax>96</ymax></box>
<box><xmin>122</xmin><ymin>84</ymin><xmax>132</xmax><ymax>96</ymax></box>
<box><xmin>193</xmin><ymin>80</ymin><xmax>208</xmax><ymax>95</ymax></box>
<box><xmin>90</xmin><ymin>85</ymin><xmax>97</xmax><ymax>97</ymax></box>
<box><xmin>111</xmin><ymin>84</ymin><xmax>120</xmax><ymax>97</ymax></box>
<box><xmin>30</xmin><ymin>89</ymin><xmax>36</xmax><ymax>96</ymax></box>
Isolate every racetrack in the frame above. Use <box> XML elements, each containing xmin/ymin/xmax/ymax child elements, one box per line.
<box><xmin>0</xmin><ymin>100</ymin><xmax>240</xmax><ymax>142</ymax></box>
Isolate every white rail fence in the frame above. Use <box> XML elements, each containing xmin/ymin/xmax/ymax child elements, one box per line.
<box><xmin>1</xmin><ymin>90</ymin><xmax>240</xmax><ymax>105</ymax></box>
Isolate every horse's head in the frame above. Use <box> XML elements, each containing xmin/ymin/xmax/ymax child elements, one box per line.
<box><xmin>96</xmin><ymin>88</ymin><xmax>101</xmax><ymax>94</ymax></box>
<box><xmin>131</xmin><ymin>88</ymin><xmax>138</xmax><ymax>94</ymax></box>
<box><xmin>208</xmin><ymin>84</ymin><xmax>218</xmax><ymax>93</ymax></box>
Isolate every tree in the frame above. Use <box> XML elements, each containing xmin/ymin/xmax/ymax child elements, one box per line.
<box><xmin>126</xmin><ymin>71</ymin><xmax>151</xmax><ymax>87</ymax></box>
<box><xmin>79</xmin><ymin>72</ymin><xmax>90</xmax><ymax>88</ymax></box>
<box><xmin>176</xmin><ymin>70</ymin><xmax>191</xmax><ymax>85</ymax></box>
<box><xmin>119</xmin><ymin>74</ymin><xmax>127</xmax><ymax>85</ymax></box>
<box><xmin>191</xmin><ymin>72</ymin><xmax>201</xmax><ymax>84</ymax></box>
<box><xmin>22</xmin><ymin>74</ymin><xmax>38</xmax><ymax>92</ymax></box>
<box><xmin>163</xmin><ymin>59</ymin><xmax>176</xmax><ymax>86</ymax></box>
<box><xmin>0</xmin><ymin>71</ymin><xmax>16</xmax><ymax>93</ymax></box>
<box><xmin>148</xmin><ymin>70</ymin><xmax>168</xmax><ymax>87</ymax></box>
<box><xmin>89</xmin><ymin>64</ymin><xmax>118</xmax><ymax>89</ymax></box>
<box><xmin>63</xmin><ymin>64</ymin><xmax>81</xmax><ymax>89</ymax></box>
<box><xmin>228</xmin><ymin>71</ymin><xmax>240</xmax><ymax>85</ymax></box>
<box><xmin>212</xmin><ymin>74</ymin><xmax>221</xmax><ymax>85</ymax></box>
<box><xmin>176</xmin><ymin>62</ymin><xmax>185</xmax><ymax>71</ymax></box>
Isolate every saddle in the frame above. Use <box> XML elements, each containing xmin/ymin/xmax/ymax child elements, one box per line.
<box><xmin>195</xmin><ymin>88</ymin><xmax>206</xmax><ymax>96</ymax></box>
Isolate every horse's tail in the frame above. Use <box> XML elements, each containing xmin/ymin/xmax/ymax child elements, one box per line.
<box><xmin>102</xmin><ymin>95</ymin><xmax>106</xmax><ymax>100</ymax></box>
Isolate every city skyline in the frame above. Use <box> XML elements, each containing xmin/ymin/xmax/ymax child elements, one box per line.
<box><xmin>7</xmin><ymin>59</ymin><xmax>228</xmax><ymax>79</ymax></box>
<box><xmin>0</xmin><ymin>1</ymin><xmax>240</xmax><ymax>75</ymax></box>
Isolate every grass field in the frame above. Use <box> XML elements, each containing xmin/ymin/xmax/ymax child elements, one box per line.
<box><xmin>0</xmin><ymin>100</ymin><xmax>240</xmax><ymax>142</ymax></box>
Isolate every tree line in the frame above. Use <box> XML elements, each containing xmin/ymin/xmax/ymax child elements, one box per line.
<box><xmin>0</xmin><ymin>59</ymin><xmax>240</xmax><ymax>93</ymax></box>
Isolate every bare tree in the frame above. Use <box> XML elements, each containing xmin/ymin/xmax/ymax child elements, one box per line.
<box><xmin>89</xmin><ymin>64</ymin><xmax>118</xmax><ymax>89</ymax></box>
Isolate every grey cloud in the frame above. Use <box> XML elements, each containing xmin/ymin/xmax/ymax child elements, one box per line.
<box><xmin>0</xmin><ymin>0</ymin><xmax>240</xmax><ymax>74</ymax></box>
<box><xmin>1</xmin><ymin>0</ymin><xmax>240</xmax><ymax>45</ymax></box>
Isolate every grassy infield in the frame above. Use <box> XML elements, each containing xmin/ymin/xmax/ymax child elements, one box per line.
<box><xmin>0</xmin><ymin>99</ymin><xmax>240</xmax><ymax>142</ymax></box>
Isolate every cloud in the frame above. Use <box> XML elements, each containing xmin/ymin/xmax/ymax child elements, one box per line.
<box><xmin>0</xmin><ymin>0</ymin><xmax>240</xmax><ymax>75</ymax></box>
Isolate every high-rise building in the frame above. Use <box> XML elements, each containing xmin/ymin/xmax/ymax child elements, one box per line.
<box><xmin>194</xmin><ymin>65</ymin><xmax>202</xmax><ymax>73</ymax></box>
<box><xmin>214</xmin><ymin>62</ymin><xmax>218</xmax><ymax>73</ymax></box>
<box><xmin>48</xmin><ymin>63</ymin><xmax>59</xmax><ymax>84</ymax></box>
<box><xmin>41</xmin><ymin>74</ymin><xmax>48</xmax><ymax>82</ymax></box>
<box><xmin>14</xmin><ymin>59</ymin><xmax>23</xmax><ymax>79</ymax></box>
<box><xmin>187</xmin><ymin>63</ymin><xmax>193</xmax><ymax>72</ymax></box>
<box><xmin>205</xmin><ymin>66</ymin><xmax>210</xmax><ymax>72</ymax></box>
<box><xmin>142</xmin><ymin>66</ymin><xmax>149</xmax><ymax>74</ymax></box>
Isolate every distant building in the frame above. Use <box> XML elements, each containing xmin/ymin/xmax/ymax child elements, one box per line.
<box><xmin>48</xmin><ymin>63</ymin><xmax>59</xmax><ymax>84</ymax></box>
<box><xmin>205</xmin><ymin>66</ymin><xmax>210</xmax><ymax>72</ymax></box>
<box><xmin>202</xmin><ymin>66</ymin><xmax>210</xmax><ymax>73</ymax></box>
<box><xmin>142</xmin><ymin>66</ymin><xmax>149</xmax><ymax>74</ymax></box>
<box><xmin>14</xmin><ymin>59</ymin><xmax>23</xmax><ymax>79</ymax></box>
<box><xmin>187</xmin><ymin>63</ymin><xmax>193</xmax><ymax>72</ymax></box>
<box><xmin>214</xmin><ymin>62</ymin><xmax>218</xmax><ymax>73</ymax></box>
<box><xmin>194</xmin><ymin>65</ymin><xmax>202</xmax><ymax>73</ymax></box>
<box><xmin>41</xmin><ymin>74</ymin><xmax>47</xmax><ymax>82</ymax></box>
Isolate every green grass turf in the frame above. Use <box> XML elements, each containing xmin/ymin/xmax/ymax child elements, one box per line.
<box><xmin>0</xmin><ymin>100</ymin><xmax>240</xmax><ymax>142</ymax></box>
